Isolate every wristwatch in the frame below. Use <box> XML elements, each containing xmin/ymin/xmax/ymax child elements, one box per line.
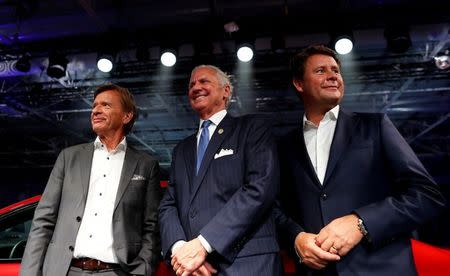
<box><xmin>357</xmin><ymin>218</ymin><xmax>370</xmax><ymax>242</ymax></box>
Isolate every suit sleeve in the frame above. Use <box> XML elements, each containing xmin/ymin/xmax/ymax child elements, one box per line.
<box><xmin>354</xmin><ymin>114</ymin><xmax>446</xmax><ymax>246</ymax></box>
<box><xmin>273</xmin><ymin>200</ymin><xmax>304</xmax><ymax>251</ymax></box>
<box><xmin>20</xmin><ymin>150</ymin><xmax>65</xmax><ymax>276</ymax></box>
<box><xmin>199</xmin><ymin>118</ymin><xmax>279</xmax><ymax>261</ymax></box>
<box><xmin>273</xmin><ymin>134</ymin><xmax>305</xmax><ymax>249</ymax></box>
<box><xmin>158</xmin><ymin>145</ymin><xmax>188</xmax><ymax>260</ymax></box>
<box><xmin>131</xmin><ymin>159</ymin><xmax>163</xmax><ymax>275</ymax></box>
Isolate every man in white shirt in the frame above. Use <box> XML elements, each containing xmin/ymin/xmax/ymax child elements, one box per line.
<box><xmin>159</xmin><ymin>65</ymin><xmax>282</xmax><ymax>275</ymax></box>
<box><xmin>21</xmin><ymin>84</ymin><xmax>162</xmax><ymax>276</ymax></box>
<box><xmin>276</xmin><ymin>45</ymin><xmax>445</xmax><ymax>276</ymax></box>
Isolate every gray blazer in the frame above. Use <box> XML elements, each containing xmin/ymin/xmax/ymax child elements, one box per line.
<box><xmin>20</xmin><ymin>142</ymin><xmax>162</xmax><ymax>276</ymax></box>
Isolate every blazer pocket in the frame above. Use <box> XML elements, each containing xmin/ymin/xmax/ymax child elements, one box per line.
<box><xmin>214</xmin><ymin>153</ymin><xmax>239</xmax><ymax>161</ymax></box>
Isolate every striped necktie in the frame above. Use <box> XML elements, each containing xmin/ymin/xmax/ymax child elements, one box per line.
<box><xmin>196</xmin><ymin>120</ymin><xmax>212</xmax><ymax>174</ymax></box>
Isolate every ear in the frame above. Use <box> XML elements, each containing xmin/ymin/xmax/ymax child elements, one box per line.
<box><xmin>122</xmin><ymin>112</ymin><xmax>133</xmax><ymax>124</ymax></box>
<box><xmin>292</xmin><ymin>79</ymin><xmax>304</xmax><ymax>94</ymax></box>
<box><xmin>223</xmin><ymin>84</ymin><xmax>231</xmax><ymax>99</ymax></box>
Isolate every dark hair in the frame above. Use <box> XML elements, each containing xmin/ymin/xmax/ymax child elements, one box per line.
<box><xmin>94</xmin><ymin>84</ymin><xmax>137</xmax><ymax>135</ymax></box>
<box><xmin>290</xmin><ymin>45</ymin><xmax>341</xmax><ymax>81</ymax></box>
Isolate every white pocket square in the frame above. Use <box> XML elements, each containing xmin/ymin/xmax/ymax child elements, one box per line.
<box><xmin>131</xmin><ymin>174</ymin><xmax>146</xmax><ymax>181</ymax></box>
<box><xmin>214</xmin><ymin>149</ymin><xmax>234</xmax><ymax>159</ymax></box>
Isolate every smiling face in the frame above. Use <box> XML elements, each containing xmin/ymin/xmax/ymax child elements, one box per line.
<box><xmin>188</xmin><ymin>67</ymin><xmax>230</xmax><ymax>119</ymax></box>
<box><xmin>91</xmin><ymin>90</ymin><xmax>132</xmax><ymax>138</ymax></box>
<box><xmin>293</xmin><ymin>54</ymin><xmax>344</xmax><ymax>112</ymax></box>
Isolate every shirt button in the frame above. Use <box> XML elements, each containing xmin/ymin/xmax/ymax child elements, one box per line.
<box><xmin>76</xmin><ymin>216</ymin><xmax>81</xmax><ymax>222</ymax></box>
<box><xmin>99</xmin><ymin>193</ymin><xmax>102</xmax><ymax>196</ymax></box>
<box><xmin>94</xmin><ymin>213</ymin><xmax>97</xmax><ymax>216</ymax></box>
<box><xmin>89</xmin><ymin>235</ymin><xmax>92</xmax><ymax>238</ymax></box>
<box><xmin>107</xmin><ymin>157</ymin><xmax>110</xmax><ymax>160</ymax></box>
<box><xmin>103</xmin><ymin>174</ymin><xmax>106</xmax><ymax>177</ymax></box>
<box><xmin>321</xmin><ymin>193</ymin><xmax>328</xmax><ymax>200</ymax></box>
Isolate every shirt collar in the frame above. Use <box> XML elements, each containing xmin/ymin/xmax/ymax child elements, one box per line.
<box><xmin>94</xmin><ymin>136</ymin><xmax>127</xmax><ymax>153</ymax></box>
<box><xmin>303</xmin><ymin>105</ymin><xmax>340</xmax><ymax>128</ymax></box>
<box><xmin>198</xmin><ymin>109</ymin><xmax>227</xmax><ymax>132</ymax></box>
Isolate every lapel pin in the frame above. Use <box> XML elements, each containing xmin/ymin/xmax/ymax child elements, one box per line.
<box><xmin>218</xmin><ymin>128</ymin><xmax>224</xmax><ymax>134</ymax></box>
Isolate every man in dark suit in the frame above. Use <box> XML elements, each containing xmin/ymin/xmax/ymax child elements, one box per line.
<box><xmin>21</xmin><ymin>84</ymin><xmax>162</xmax><ymax>276</ymax></box>
<box><xmin>276</xmin><ymin>45</ymin><xmax>446</xmax><ymax>275</ymax></box>
<box><xmin>159</xmin><ymin>65</ymin><xmax>282</xmax><ymax>275</ymax></box>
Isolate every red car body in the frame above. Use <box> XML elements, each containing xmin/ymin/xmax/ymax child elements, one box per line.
<box><xmin>0</xmin><ymin>195</ymin><xmax>175</xmax><ymax>276</ymax></box>
<box><xmin>0</xmin><ymin>191</ymin><xmax>296</xmax><ymax>276</ymax></box>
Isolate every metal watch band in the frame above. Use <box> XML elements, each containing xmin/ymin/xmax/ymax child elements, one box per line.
<box><xmin>358</xmin><ymin>218</ymin><xmax>369</xmax><ymax>236</ymax></box>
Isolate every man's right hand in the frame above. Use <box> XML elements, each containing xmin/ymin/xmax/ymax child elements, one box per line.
<box><xmin>295</xmin><ymin>232</ymin><xmax>341</xmax><ymax>270</ymax></box>
<box><xmin>192</xmin><ymin>261</ymin><xmax>217</xmax><ymax>276</ymax></box>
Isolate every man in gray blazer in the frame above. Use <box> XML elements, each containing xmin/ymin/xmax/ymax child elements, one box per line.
<box><xmin>20</xmin><ymin>84</ymin><xmax>162</xmax><ymax>276</ymax></box>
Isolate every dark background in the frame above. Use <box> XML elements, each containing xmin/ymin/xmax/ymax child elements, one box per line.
<box><xmin>0</xmin><ymin>0</ymin><xmax>448</xmax><ymax>246</ymax></box>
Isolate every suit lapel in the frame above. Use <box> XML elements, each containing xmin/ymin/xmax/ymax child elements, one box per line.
<box><xmin>79</xmin><ymin>143</ymin><xmax>94</xmax><ymax>201</ymax></box>
<box><xmin>183</xmin><ymin>135</ymin><xmax>197</xmax><ymax>191</ymax></box>
<box><xmin>323</xmin><ymin>109</ymin><xmax>358</xmax><ymax>185</ymax></box>
<box><xmin>190</xmin><ymin>115</ymin><xmax>235</xmax><ymax>203</ymax></box>
<box><xmin>293</xmin><ymin>125</ymin><xmax>322</xmax><ymax>188</ymax></box>
<box><xmin>114</xmin><ymin>146</ymin><xmax>139</xmax><ymax>210</ymax></box>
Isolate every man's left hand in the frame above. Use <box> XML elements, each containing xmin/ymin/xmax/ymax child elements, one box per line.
<box><xmin>171</xmin><ymin>238</ymin><xmax>208</xmax><ymax>275</ymax></box>
<box><xmin>315</xmin><ymin>214</ymin><xmax>363</xmax><ymax>257</ymax></box>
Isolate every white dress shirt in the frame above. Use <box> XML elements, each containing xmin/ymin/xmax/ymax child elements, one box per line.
<box><xmin>73</xmin><ymin>137</ymin><xmax>127</xmax><ymax>263</ymax></box>
<box><xmin>196</xmin><ymin>109</ymin><xmax>227</xmax><ymax>145</ymax></box>
<box><xmin>303</xmin><ymin>105</ymin><xmax>339</xmax><ymax>184</ymax></box>
<box><xmin>172</xmin><ymin>109</ymin><xmax>228</xmax><ymax>255</ymax></box>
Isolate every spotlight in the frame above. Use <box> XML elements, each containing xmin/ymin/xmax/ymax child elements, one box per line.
<box><xmin>434</xmin><ymin>52</ymin><xmax>450</xmax><ymax>70</ymax></box>
<box><xmin>384</xmin><ymin>26</ymin><xmax>411</xmax><ymax>53</ymax></box>
<box><xmin>160</xmin><ymin>50</ymin><xmax>176</xmax><ymax>67</ymax></box>
<box><xmin>47</xmin><ymin>53</ymin><xmax>68</xmax><ymax>79</ymax></box>
<box><xmin>224</xmin><ymin>21</ymin><xmax>239</xmax><ymax>33</ymax></box>
<box><xmin>15</xmin><ymin>54</ymin><xmax>31</xmax><ymax>72</ymax></box>
<box><xmin>97</xmin><ymin>54</ymin><xmax>114</xmax><ymax>73</ymax></box>
<box><xmin>237</xmin><ymin>45</ymin><xmax>254</xmax><ymax>62</ymax></box>
<box><xmin>334</xmin><ymin>36</ymin><xmax>353</xmax><ymax>55</ymax></box>
<box><xmin>271</xmin><ymin>34</ymin><xmax>285</xmax><ymax>54</ymax></box>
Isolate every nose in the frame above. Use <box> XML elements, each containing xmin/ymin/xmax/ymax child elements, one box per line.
<box><xmin>191</xmin><ymin>81</ymin><xmax>202</xmax><ymax>91</ymax></box>
<box><xmin>326</xmin><ymin>71</ymin><xmax>338</xmax><ymax>81</ymax></box>
<box><xmin>92</xmin><ymin>105</ymin><xmax>101</xmax><ymax>115</ymax></box>
<box><xmin>189</xmin><ymin>82</ymin><xmax>202</xmax><ymax>96</ymax></box>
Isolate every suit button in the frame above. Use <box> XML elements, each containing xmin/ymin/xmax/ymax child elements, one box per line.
<box><xmin>321</xmin><ymin>193</ymin><xmax>328</xmax><ymax>200</ymax></box>
<box><xmin>69</xmin><ymin>246</ymin><xmax>74</xmax><ymax>251</ymax></box>
<box><xmin>76</xmin><ymin>216</ymin><xmax>81</xmax><ymax>222</ymax></box>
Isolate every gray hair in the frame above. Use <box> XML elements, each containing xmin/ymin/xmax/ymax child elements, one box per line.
<box><xmin>191</xmin><ymin>65</ymin><xmax>233</xmax><ymax>107</ymax></box>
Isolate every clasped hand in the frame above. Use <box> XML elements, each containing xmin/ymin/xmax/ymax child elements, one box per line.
<box><xmin>295</xmin><ymin>214</ymin><xmax>364</xmax><ymax>270</ymax></box>
<box><xmin>171</xmin><ymin>238</ymin><xmax>217</xmax><ymax>276</ymax></box>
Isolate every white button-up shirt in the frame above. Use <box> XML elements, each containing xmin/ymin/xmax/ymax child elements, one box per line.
<box><xmin>196</xmin><ymin>109</ymin><xmax>227</xmax><ymax>145</ymax></box>
<box><xmin>73</xmin><ymin>137</ymin><xmax>127</xmax><ymax>263</ymax></box>
<box><xmin>303</xmin><ymin>105</ymin><xmax>339</xmax><ymax>184</ymax></box>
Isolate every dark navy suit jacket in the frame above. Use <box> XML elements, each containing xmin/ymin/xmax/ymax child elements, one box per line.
<box><xmin>276</xmin><ymin>109</ymin><xmax>446</xmax><ymax>276</ymax></box>
<box><xmin>159</xmin><ymin>114</ymin><xmax>281</xmax><ymax>274</ymax></box>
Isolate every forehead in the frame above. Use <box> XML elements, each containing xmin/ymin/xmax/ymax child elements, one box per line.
<box><xmin>306</xmin><ymin>54</ymin><xmax>339</xmax><ymax>68</ymax></box>
<box><xmin>190</xmin><ymin>67</ymin><xmax>217</xmax><ymax>81</ymax></box>
<box><xmin>94</xmin><ymin>90</ymin><xmax>121</xmax><ymax>102</ymax></box>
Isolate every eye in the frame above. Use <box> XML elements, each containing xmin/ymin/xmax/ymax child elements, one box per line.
<box><xmin>315</xmin><ymin>68</ymin><xmax>324</xmax><ymax>73</ymax></box>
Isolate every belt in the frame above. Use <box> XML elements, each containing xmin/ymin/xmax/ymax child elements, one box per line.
<box><xmin>71</xmin><ymin>258</ymin><xmax>120</xmax><ymax>271</ymax></box>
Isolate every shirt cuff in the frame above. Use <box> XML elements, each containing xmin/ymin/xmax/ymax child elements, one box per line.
<box><xmin>171</xmin><ymin>240</ymin><xmax>186</xmax><ymax>255</ymax></box>
<box><xmin>198</xmin><ymin>235</ymin><xmax>214</xmax><ymax>253</ymax></box>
